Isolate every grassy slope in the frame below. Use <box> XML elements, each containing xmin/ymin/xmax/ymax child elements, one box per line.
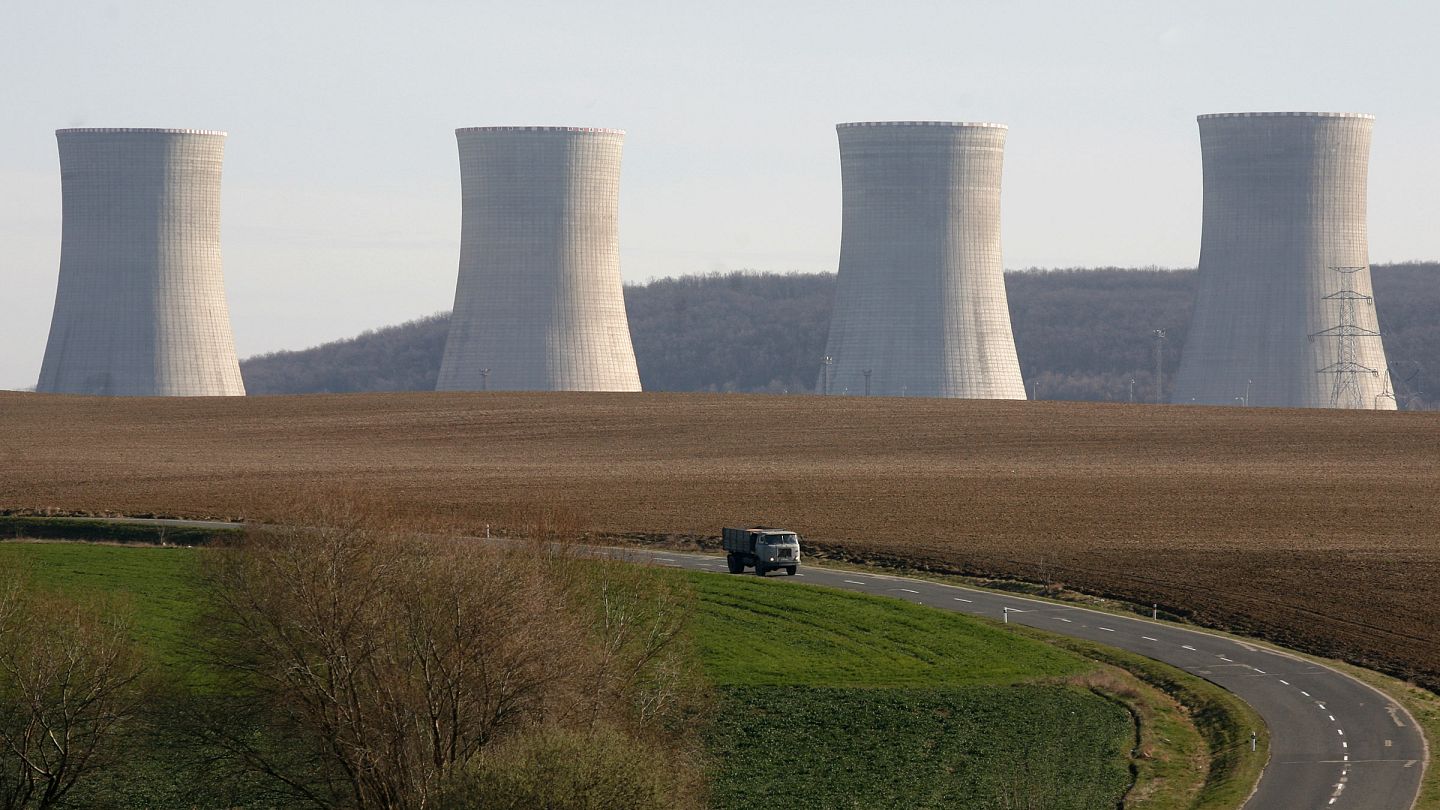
<box><xmin>0</xmin><ymin>542</ymin><xmax>1145</xmax><ymax>809</ymax></box>
<box><xmin>0</xmin><ymin>542</ymin><xmax>202</xmax><ymax>670</ymax></box>
<box><xmin>686</xmin><ymin>573</ymin><xmax>1136</xmax><ymax>810</ymax></box>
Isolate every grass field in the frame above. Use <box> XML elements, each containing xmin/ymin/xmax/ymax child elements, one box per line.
<box><xmin>0</xmin><ymin>541</ymin><xmax>1153</xmax><ymax>809</ymax></box>
<box><xmin>3</xmin><ymin>391</ymin><xmax>1437</xmax><ymax>691</ymax></box>
<box><xmin>686</xmin><ymin>573</ymin><xmax>1135</xmax><ymax>809</ymax></box>
<box><xmin>0</xmin><ymin>542</ymin><xmax>202</xmax><ymax>670</ymax></box>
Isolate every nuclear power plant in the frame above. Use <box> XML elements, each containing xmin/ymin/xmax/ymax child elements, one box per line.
<box><xmin>36</xmin><ymin>128</ymin><xmax>246</xmax><ymax>396</ymax></box>
<box><xmin>437</xmin><ymin>127</ymin><xmax>641</xmax><ymax>392</ymax></box>
<box><xmin>1172</xmin><ymin>112</ymin><xmax>1393</xmax><ymax>410</ymax></box>
<box><xmin>818</xmin><ymin>122</ymin><xmax>1026</xmax><ymax>399</ymax></box>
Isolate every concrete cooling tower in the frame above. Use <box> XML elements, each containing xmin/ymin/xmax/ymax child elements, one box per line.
<box><xmin>37</xmin><ymin>128</ymin><xmax>245</xmax><ymax>396</ymax></box>
<box><xmin>1172</xmin><ymin>112</ymin><xmax>1394</xmax><ymax>409</ymax></box>
<box><xmin>818</xmin><ymin>122</ymin><xmax>1025</xmax><ymax>399</ymax></box>
<box><xmin>437</xmin><ymin>127</ymin><xmax>641</xmax><ymax>392</ymax></box>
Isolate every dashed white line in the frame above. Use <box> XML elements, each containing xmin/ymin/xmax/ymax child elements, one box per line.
<box><xmin>1301</xmin><ymin>691</ymin><xmax>1312</xmax><ymax>697</ymax></box>
<box><xmin>1329</xmin><ymin>715</ymin><xmax>1337</xmax><ymax>722</ymax></box>
<box><xmin>1055</xmin><ymin>617</ymin><xmax>1073</xmax><ymax>623</ymax></box>
<box><xmin>953</xmin><ymin>597</ymin><xmax>973</xmax><ymax>603</ymax></box>
<box><xmin>893</xmin><ymin>588</ymin><xmax>920</xmax><ymax>594</ymax></box>
<box><xmin>1279</xmin><ymin>679</ymin><xmax>1290</xmax><ymax>685</ymax></box>
<box><xmin>1182</xmin><ymin>645</ymin><xmax>1198</xmax><ymax>651</ymax></box>
<box><xmin>1141</xmin><ymin>636</ymin><xmax>1159</xmax><ymax>642</ymax></box>
<box><xmin>1254</xmin><ymin>668</ymin><xmax>1267</xmax><ymax>674</ymax></box>
<box><xmin>843</xmin><ymin>580</ymin><xmax>867</xmax><ymax>586</ymax></box>
<box><xmin>1099</xmin><ymin>627</ymin><xmax>1115</xmax><ymax>632</ymax></box>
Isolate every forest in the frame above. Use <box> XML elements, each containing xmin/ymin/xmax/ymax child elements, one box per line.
<box><xmin>240</xmin><ymin>263</ymin><xmax>1440</xmax><ymax>408</ymax></box>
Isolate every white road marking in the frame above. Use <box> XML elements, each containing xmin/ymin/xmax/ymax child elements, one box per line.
<box><xmin>1099</xmin><ymin>627</ymin><xmax>1115</xmax><ymax>632</ymax></box>
<box><xmin>1141</xmin><ymin>636</ymin><xmax>1159</xmax><ymax>641</ymax></box>
<box><xmin>1329</xmin><ymin>715</ymin><xmax>1336</xmax><ymax>722</ymax></box>
<box><xmin>656</xmin><ymin>558</ymin><xmax>677</xmax><ymax>562</ymax></box>
<box><xmin>1279</xmin><ymin>679</ymin><xmax>1290</xmax><ymax>685</ymax></box>
<box><xmin>953</xmin><ymin>597</ymin><xmax>973</xmax><ymax>603</ymax></box>
<box><xmin>843</xmin><ymin>580</ymin><xmax>867</xmax><ymax>586</ymax></box>
<box><xmin>1055</xmin><ymin>617</ymin><xmax>1073</xmax><ymax>623</ymax></box>
<box><xmin>1253</xmin><ymin>668</ymin><xmax>1267</xmax><ymax>674</ymax></box>
<box><xmin>1182</xmin><ymin>645</ymin><xmax>1198</xmax><ymax>651</ymax></box>
<box><xmin>893</xmin><ymin>588</ymin><xmax>919</xmax><ymax>594</ymax></box>
<box><xmin>1302</xmin><ymin>691</ymin><xmax>1312</xmax><ymax>697</ymax></box>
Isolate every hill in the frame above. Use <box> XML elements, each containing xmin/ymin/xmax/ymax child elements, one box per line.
<box><xmin>0</xmin><ymin>541</ymin><xmax>1146</xmax><ymax>810</ymax></box>
<box><xmin>4</xmin><ymin>390</ymin><xmax>1439</xmax><ymax>694</ymax></box>
<box><xmin>239</xmin><ymin>264</ymin><xmax>1440</xmax><ymax>406</ymax></box>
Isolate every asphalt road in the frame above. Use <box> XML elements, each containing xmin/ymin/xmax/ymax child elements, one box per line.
<box><xmin>608</xmin><ymin>547</ymin><xmax>1427</xmax><ymax>810</ymax></box>
<box><xmin>66</xmin><ymin>517</ymin><xmax>1428</xmax><ymax>808</ymax></box>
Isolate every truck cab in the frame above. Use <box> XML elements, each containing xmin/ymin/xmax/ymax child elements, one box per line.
<box><xmin>722</xmin><ymin>526</ymin><xmax>802</xmax><ymax>576</ymax></box>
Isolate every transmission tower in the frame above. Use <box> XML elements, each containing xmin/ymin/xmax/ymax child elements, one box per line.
<box><xmin>1309</xmin><ymin>266</ymin><xmax>1382</xmax><ymax>409</ymax></box>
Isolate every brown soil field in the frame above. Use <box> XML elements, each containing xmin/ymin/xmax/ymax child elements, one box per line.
<box><xmin>3</xmin><ymin>390</ymin><xmax>1439</xmax><ymax>689</ymax></box>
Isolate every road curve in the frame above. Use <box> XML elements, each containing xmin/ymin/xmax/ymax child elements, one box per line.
<box><xmin>616</xmin><ymin>547</ymin><xmax>1426</xmax><ymax>810</ymax></box>
<box><xmin>64</xmin><ymin>517</ymin><xmax>1428</xmax><ymax>809</ymax></box>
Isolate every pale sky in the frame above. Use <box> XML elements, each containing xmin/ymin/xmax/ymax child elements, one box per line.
<box><xmin>3</xmin><ymin>1</ymin><xmax>1439</xmax><ymax>389</ymax></box>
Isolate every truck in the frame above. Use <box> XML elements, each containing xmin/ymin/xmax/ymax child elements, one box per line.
<box><xmin>722</xmin><ymin>526</ymin><xmax>802</xmax><ymax>576</ymax></box>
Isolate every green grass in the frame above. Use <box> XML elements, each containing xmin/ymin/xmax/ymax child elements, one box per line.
<box><xmin>686</xmin><ymin>572</ymin><xmax>1088</xmax><ymax>686</ymax></box>
<box><xmin>708</xmin><ymin>685</ymin><xmax>1133</xmax><ymax>810</ymax></box>
<box><xmin>684</xmin><ymin>572</ymin><xmax>1136</xmax><ymax>809</ymax></box>
<box><xmin>0</xmin><ymin>541</ymin><xmax>203</xmax><ymax>671</ymax></box>
<box><xmin>0</xmin><ymin>542</ymin><xmax>1173</xmax><ymax>809</ymax></box>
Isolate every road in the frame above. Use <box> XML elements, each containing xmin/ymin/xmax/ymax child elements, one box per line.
<box><xmin>65</xmin><ymin>516</ymin><xmax>1429</xmax><ymax>808</ymax></box>
<box><xmin>611</xmin><ymin>547</ymin><xmax>1426</xmax><ymax>810</ymax></box>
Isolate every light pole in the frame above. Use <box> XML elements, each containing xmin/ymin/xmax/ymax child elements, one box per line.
<box><xmin>480</xmin><ymin>368</ymin><xmax>490</xmax><ymax>392</ymax></box>
<box><xmin>863</xmin><ymin>369</ymin><xmax>872</xmax><ymax>396</ymax></box>
<box><xmin>1245</xmin><ymin>378</ymin><xmax>1252</xmax><ymax>407</ymax></box>
<box><xmin>821</xmin><ymin>356</ymin><xmax>833</xmax><ymax>396</ymax></box>
<box><xmin>1152</xmin><ymin>329</ymin><xmax>1167</xmax><ymax>404</ymax></box>
<box><xmin>1129</xmin><ymin>378</ymin><xmax>1135</xmax><ymax>404</ymax></box>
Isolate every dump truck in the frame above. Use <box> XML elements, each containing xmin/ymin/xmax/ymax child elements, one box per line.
<box><xmin>723</xmin><ymin>526</ymin><xmax>802</xmax><ymax>576</ymax></box>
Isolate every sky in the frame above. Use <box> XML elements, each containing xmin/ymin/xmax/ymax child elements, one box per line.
<box><xmin>3</xmin><ymin>1</ymin><xmax>1439</xmax><ymax>389</ymax></box>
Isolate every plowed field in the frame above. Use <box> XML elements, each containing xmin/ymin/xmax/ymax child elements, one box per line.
<box><xmin>3</xmin><ymin>391</ymin><xmax>1438</xmax><ymax>688</ymax></box>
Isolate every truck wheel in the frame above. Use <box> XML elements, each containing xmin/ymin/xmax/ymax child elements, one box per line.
<box><xmin>726</xmin><ymin>554</ymin><xmax>743</xmax><ymax>574</ymax></box>
<box><xmin>755</xmin><ymin>565</ymin><xmax>768</xmax><ymax>577</ymax></box>
<box><xmin>786</xmin><ymin>566</ymin><xmax>797</xmax><ymax>576</ymax></box>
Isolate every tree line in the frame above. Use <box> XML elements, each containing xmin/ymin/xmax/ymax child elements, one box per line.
<box><xmin>241</xmin><ymin>263</ymin><xmax>1440</xmax><ymax>408</ymax></box>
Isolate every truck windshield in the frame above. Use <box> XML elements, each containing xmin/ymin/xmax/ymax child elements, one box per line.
<box><xmin>765</xmin><ymin>534</ymin><xmax>797</xmax><ymax>544</ymax></box>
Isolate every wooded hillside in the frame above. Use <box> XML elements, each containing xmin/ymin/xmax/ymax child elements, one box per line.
<box><xmin>240</xmin><ymin>264</ymin><xmax>1439</xmax><ymax>407</ymax></box>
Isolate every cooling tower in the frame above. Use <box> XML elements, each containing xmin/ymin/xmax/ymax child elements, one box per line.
<box><xmin>1172</xmin><ymin>112</ymin><xmax>1393</xmax><ymax>409</ymax></box>
<box><xmin>437</xmin><ymin>127</ymin><xmax>641</xmax><ymax>392</ymax></box>
<box><xmin>37</xmin><ymin>128</ymin><xmax>245</xmax><ymax>396</ymax></box>
<box><xmin>818</xmin><ymin>122</ymin><xmax>1025</xmax><ymax>399</ymax></box>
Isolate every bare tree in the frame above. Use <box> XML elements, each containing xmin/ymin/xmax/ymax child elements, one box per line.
<box><xmin>0</xmin><ymin>571</ymin><xmax>146</xmax><ymax>809</ymax></box>
<box><xmin>194</xmin><ymin>503</ymin><xmax>699</xmax><ymax>809</ymax></box>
